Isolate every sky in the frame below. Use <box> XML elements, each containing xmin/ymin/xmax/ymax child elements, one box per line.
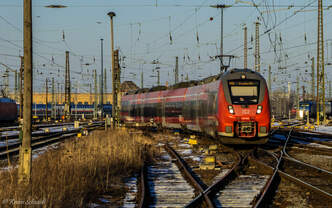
<box><xmin>0</xmin><ymin>0</ymin><xmax>331</xmax><ymax>96</ymax></box>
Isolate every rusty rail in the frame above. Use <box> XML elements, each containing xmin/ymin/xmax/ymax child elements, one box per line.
<box><xmin>138</xmin><ymin>165</ymin><xmax>147</xmax><ymax>208</ymax></box>
<box><xmin>184</xmin><ymin>148</ymin><xmax>243</xmax><ymax>208</ymax></box>
<box><xmin>251</xmin><ymin>127</ymin><xmax>332</xmax><ymax>202</ymax></box>
<box><xmin>164</xmin><ymin>144</ymin><xmax>215</xmax><ymax>208</ymax></box>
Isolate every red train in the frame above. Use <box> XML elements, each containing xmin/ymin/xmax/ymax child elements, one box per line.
<box><xmin>121</xmin><ymin>68</ymin><xmax>271</xmax><ymax>144</ymax></box>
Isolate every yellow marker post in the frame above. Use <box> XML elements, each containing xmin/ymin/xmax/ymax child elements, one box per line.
<box><xmin>188</xmin><ymin>139</ymin><xmax>197</xmax><ymax>145</ymax></box>
<box><xmin>209</xmin><ymin>145</ymin><xmax>218</xmax><ymax>151</ymax></box>
<box><xmin>204</xmin><ymin>156</ymin><xmax>216</xmax><ymax>163</ymax></box>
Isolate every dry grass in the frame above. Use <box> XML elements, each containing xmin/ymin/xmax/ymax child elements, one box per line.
<box><xmin>0</xmin><ymin>129</ymin><xmax>155</xmax><ymax>207</ymax></box>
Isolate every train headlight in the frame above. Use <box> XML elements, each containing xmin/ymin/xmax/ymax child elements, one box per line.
<box><xmin>228</xmin><ymin>105</ymin><xmax>234</xmax><ymax>114</ymax></box>
<box><xmin>256</xmin><ymin>105</ymin><xmax>263</xmax><ymax>114</ymax></box>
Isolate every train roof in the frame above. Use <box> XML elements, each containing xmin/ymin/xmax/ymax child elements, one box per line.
<box><xmin>124</xmin><ymin>68</ymin><xmax>262</xmax><ymax>95</ymax></box>
<box><xmin>223</xmin><ymin>68</ymin><xmax>264</xmax><ymax>79</ymax></box>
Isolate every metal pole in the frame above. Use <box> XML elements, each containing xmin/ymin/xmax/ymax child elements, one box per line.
<box><xmin>157</xmin><ymin>70</ymin><xmax>160</xmax><ymax>86</ymax></box>
<box><xmin>104</xmin><ymin>67</ymin><xmax>107</xmax><ymax>103</ymax></box>
<box><xmin>100</xmin><ymin>38</ymin><xmax>104</xmax><ymax>108</ymax></box>
<box><xmin>108</xmin><ymin>11</ymin><xmax>116</xmax><ymax>127</ymax></box>
<box><xmin>45</xmin><ymin>78</ymin><xmax>48</xmax><ymax>121</ymax></box>
<box><xmin>89</xmin><ymin>83</ymin><xmax>92</xmax><ymax>104</ymax></box>
<box><xmin>94</xmin><ymin>69</ymin><xmax>97</xmax><ymax>119</ymax></box>
<box><xmin>141</xmin><ymin>71</ymin><xmax>144</xmax><ymax>88</ymax></box>
<box><xmin>14</xmin><ymin>70</ymin><xmax>18</xmax><ymax>101</ymax></box>
<box><xmin>268</xmin><ymin>65</ymin><xmax>271</xmax><ymax>93</ymax></box>
<box><xmin>4</xmin><ymin>68</ymin><xmax>9</xmax><ymax>96</ymax></box>
<box><xmin>316</xmin><ymin>54</ymin><xmax>320</xmax><ymax>124</ymax></box>
<box><xmin>18</xmin><ymin>0</ymin><xmax>32</xmax><ymax>185</ymax></box>
<box><xmin>52</xmin><ymin>78</ymin><xmax>55</xmax><ymax>120</ymax></box>
<box><xmin>19</xmin><ymin>56</ymin><xmax>24</xmax><ymax>119</ymax></box>
<box><xmin>296</xmin><ymin>75</ymin><xmax>299</xmax><ymax>119</ymax></box>
<box><xmin>244</xmin><ymin>25</ymin><xmax>247</xmax><ymax>69</ymax></box>
<box><xmin>220</xmin><ymin>7</ymin><xmax>223</xmax><ymax>72</ymax></box>
<box><xmin>316</xmin><ymin>0</ymin><xmax>326</xmax><ymax>124</ymax></box>
<box><xmin>329</xmin><ymin>80</ymin><xmax>332</xmax><ymax>99</ymax></box>
<box><xmin>113</xmin><ymin>50</ymin><xmax>121</xmax><ymax>126</ymax></box>
<box><xmin>311</xmin><ymin>57</ymin><xmax>315</xmax><ymax>100</ymax></box>
<box><xmin>57</xmin><ymin>82</ymin><xmax>59</xmax><ymax>119</ymax></box>
<box><xmin>65</xmin><ymin>51</ymin><xmax>71</xmax><ymax>120</ymax></box>
<box><xmin>320</xmin><ymin>0</ymin><xmax>326</xmax><ymax>124</ymax></box>
<box><xmin>175</xmin><ymin>56</ymin><xmax>179</xmax><ymax>84</ymax></box>
<box><xmin>255</xmin><ymin>22</ymin><xmax>260</xmax><ymax>72</ymax></box>
<box><xmin>75</xmin><ymin>80</ymin><xmax>79</xmax><ymax>121</ymax></box>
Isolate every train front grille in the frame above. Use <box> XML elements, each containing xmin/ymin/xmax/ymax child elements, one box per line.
<box><xmin>236</xmin><ymin>122</ymin><xmax>256</xmax><ymax>137</ymax></box>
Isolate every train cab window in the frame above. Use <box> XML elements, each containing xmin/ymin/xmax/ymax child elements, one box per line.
<box><xmin>228</xmin><ymin>80</ymin><xmax>259</xmax><ymax>105</ymax></box>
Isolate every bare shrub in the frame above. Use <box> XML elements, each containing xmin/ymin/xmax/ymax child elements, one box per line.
<box><xmin>0</xmin><ymin>129</ymin><xmax>154</xmax><ymax>207</ymax></box>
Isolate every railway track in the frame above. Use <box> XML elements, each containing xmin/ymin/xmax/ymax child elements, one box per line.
<box><xmin>0</xmin><ymin>121</ymin><xmax>104</xmax><ymax>140</ymax></box>
<box><xmin>139</xmin><ymin>143</ymin><xmax>213</xmax><ymax>208</ymax></box>
<box><xmin>251</xmin><ymin>128</ymin><xmax>332</xmax><ymax>205</ymax></box>
<box><xmin>0</xmin><ymin>122</ymin><xmax>104</xmax><ymax>160</ymax></box>
<box><xmin>145</xmin><ymin>147</ymin><xmax>196</xmax><ymax>207</ymax></box>
<box><xmin>272</xmin><ymin>128</ymin><xmax>332</xmax><ymax>146</ymax></box>
<box><xmin>138</xmin><ymin>132</ymin><xmax>283</xmax><ymax>208</ymax></box>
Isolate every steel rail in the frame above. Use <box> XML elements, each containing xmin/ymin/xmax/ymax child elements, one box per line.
<box><xmin>0</xmin><ymin>132</ymin><xmax>76</xmax><ymax>159</ymax></box>
<box><xmin>184</xmin><ymin>148</ymin><xmax>243</xmax><ymax>208</ymax></box>
<box><xmin>248</xmin><ymin>128</ymin><xmax>293</xmax><ymax>207</ymax></box>
<box><xmin>289</xmin><ymin>134</ymin><xmax>332</xmax><ymax>147</ymax></box>
<box><xmin>0</xmin><ymin>123</ymin><xmax>102</xmax><ymax>159</ymax></box>
<box><xmin>0</xmin><ymin>121</ymin><xmax>104</xmax><ymax>141</ymax></box>
<box><xmin>250</xmin><ymin>149</ymin><xmax>332</xmax><ymax>200</ymax></box>
<box><xmin>283</xmin><ymin>151</ymin><xmax>332</xmax><ymax>175</ymax></box>
<box><xmin>164</xmin><ymin>144</ymin><xmax>215</xmax><ymax>208</ymax></box>
<box><xmin>277</xmin><ymin>128</ymin><xmax>332</xmax><ymax>175</ymax></box>
<box><xmin>138</xmin><ymin>165</ymin><xmax>147</xmax><ymax>208</ymax></box>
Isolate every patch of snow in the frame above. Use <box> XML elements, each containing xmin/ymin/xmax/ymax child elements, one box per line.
<box><xmin>178</xmin><ymin>143</ymin><xmax>191</xmax><ymax>148</ymax></box>
<box><xmin>188</xmin><ymin>155</ymin><xmax>201</xmax><ymax>162</ymax></box>
<box><xmin>313</xmin><ymin>125</ymin><xmax>332</xmax><ymax>135</ymax></box>
<box><xmin>179</xmin><ymin>149</ymin><xmax>192</xmax><ymax>155</ymax></box>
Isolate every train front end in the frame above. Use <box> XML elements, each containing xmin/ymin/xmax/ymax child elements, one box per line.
<box><xmin>217</xmin><ymin>68</ymin><xmax>271</xmax><ymax>144</ymax></box>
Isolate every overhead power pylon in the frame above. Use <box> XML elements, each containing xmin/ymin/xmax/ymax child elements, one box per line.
<box><xmin>243</xmin><ymin>25</ymin><xmax>248</xmax><ymax>69</ymax></box>
<box><xmin>311</xmin><ymin>57</ymin><xmax>315</xmax><ymax>100</ymax></box>
<box><xmin>254</xmin><ymin>22</ymin><xmax>260</xmax><ymax>72</ymax></box>
<box><xmin>113</xmin><ymin>50</ymin><xmax>121</xmax><ymax>127</ymax></box>
<box><xmin>64</xmin><ymin>51</ymin><xmax>71</xmax><ymax>120</ymax></box>
<box><xmin>316</xmin><ymin>0</ymin><xmax>326</xmax><ymax>125</ymax></box>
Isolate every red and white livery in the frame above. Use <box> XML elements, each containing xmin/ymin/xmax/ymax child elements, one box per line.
<box><xmin>121</xmin><ymin>68</ymin><xmax>271</xmax><ymax>144</ymax></box>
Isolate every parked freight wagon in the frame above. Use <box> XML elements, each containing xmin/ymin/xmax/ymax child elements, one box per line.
<box><xmin>0</xmin><ymin>98</ymin><xmax>18</xmax><ymax>122</ymax></box>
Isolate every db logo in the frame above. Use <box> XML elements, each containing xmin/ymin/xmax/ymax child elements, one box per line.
<box><xmin>242</xmin><ymin>109</ymin><xmax>250</xmax><ymax>114</ymax></box>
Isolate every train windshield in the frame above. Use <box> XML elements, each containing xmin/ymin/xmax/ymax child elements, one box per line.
<box><xmin>228</xmin><ymin>80</ymin><xmax>259</xmax><ymax>105</ymax></box>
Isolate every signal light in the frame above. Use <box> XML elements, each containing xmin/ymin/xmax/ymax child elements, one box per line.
<box><xmin>256</xmin><ymin>105</ymin><xmax>263</xmax><ymax>114</ymax></box>
<box><xmin>228</xmin><ymin>105</ymin><xmax>234</xmax><ymax>114</ymax></box>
